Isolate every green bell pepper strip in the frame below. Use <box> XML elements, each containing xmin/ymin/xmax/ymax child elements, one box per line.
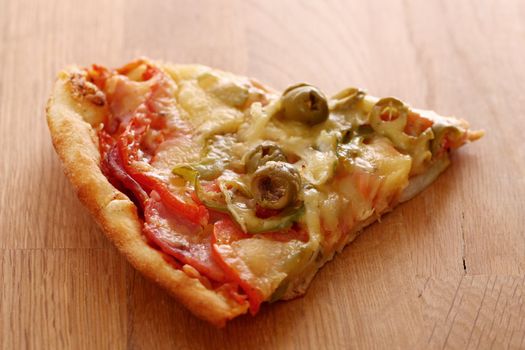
<box><xmin>218</xmin><ymin>179</ymin><xmax>304</xmax><ymax>234</ymax></box>
<box><xmin>172</xmin><ymin>165</ymin><xmax>228</xmax><ymax>212</ymax></box>
<box><xmin>173</xmin><ymin>166</ymin><xmax>304</xmax><ymax>234</ymax></box>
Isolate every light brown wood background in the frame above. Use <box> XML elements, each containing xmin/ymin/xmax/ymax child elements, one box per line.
<box><xmin>1</xmin><ymin>0</ymin><xmax>524</xmax><ymax>349</ymax></box>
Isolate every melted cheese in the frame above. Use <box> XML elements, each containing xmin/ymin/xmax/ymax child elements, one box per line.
<box><xmin>229</xmin><ymin>238</ymin><xmax>305</xmax><ymax>298</ymax></box>
<box><xmin>300</xmin><ymin>148</ymin><xmax>338</xmax><ymax>186</ymax></box>
<box><xmin>237</xmin><ymin>102</ymin><xmax>273</xmax><ymax>142</ymax></box>
<box><xmin>162</xmin><ymin>67</ymin><xmax>405</xmax><ymax>272</ymax></box>
<box><xmin>148</xmin><ymin>65</ymin><xmax>460</xmax><ymax>301</ymax></box>
<box><xmin>177</xmin><ymin>79</ymin><xmax>245</xmax><ymax>135</ymax></box>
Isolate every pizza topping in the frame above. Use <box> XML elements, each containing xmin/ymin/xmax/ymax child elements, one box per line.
<box><xmin>238</xmin><ymin>101</ymin><xmax>280</xmax><ymax>142</ymax></box>
<box><xmin>243</xmin><ymin>142</ymin><xmax>287</xmax><ymax>174</ymax></box>
<box><xmin>171</xmin><ymin>165</ymin><xmax>229</xmax><ymax>213</ymax></box>
<box><xmin>330</xmin><ymin>87</ymin><xmax>366</xmax><ymax>111</ymax></box>
<box><xmin>143</xmin><ymin>193</ymin><xmax>225</xmax><ymax>282</ymax></box>
<box><xmin>96</xmin><ymin>65</ymin><xmax>211</xmax><ymax>228</ymax></box>
<box><xmin>196</xmin><ymin>180</ymin><xmax>229</xmax><ymax>212</ymax></box>
<box><xmin>369</xmin><ymin>97</ymin><xmax>434</xmax><ymax>175</ymax></box>
<box><xmin>251</xmin><ymin>161</ymin><xmax>301</xmax><ymax>210</ymax></box>
<box><xmin>430</xmin><ymin>119</ymin><xmax>470</xmax><ymax>156</ymax></box>
<box><xmin>279</xmin><ymin>83</ymin><xmax>329</xmax><ymax>125</ymax></box>
<box><xmin>86</xmin><ymin>60</ymin><xmax>482</xmax><ymax>314</ymax></box>
<box><xmin>173</xmin><ymin>161</ymin><xmax>305</xmax><ymax>234</ymax></box>
<box><xmin>404</xmin><ymin>112</ymin><xmax>433</xmax><ymax>137</ymax></box>
<box><xmin>337</xmin><ymin>136</ymin><xmax>375</xmax><ymax>173</ymax></box>
<box><xmin>138</xmin><ymin>173</ymin><xmax>209</xmax><ymax>226</ymax></box>
<box><xmin>218</xmin><ymin>176</ymin><xmax>304</xmax><ymax>234</ymax></box>
<box><xmin>112</xmin><ymin>118</ymin><xmax>208</xmax><ymax>226</ymax></box>
<box><xmin>369</xmin><ymin>97</ymin><xmax>411</xmax><ymax>145</ymax></box>
<box><xmin>212</xmin><ymin>219</ymin><xmax>309</xmax><ymax>313</ymax></box>
<box><xmin>188</xmin><ymin>134</ymin><xmax>236</xmax><ymax>180</ymax></box>
<box><xmin>197</xmin><ymin>71</ymin><xmax>251</xmax><ymax>108</ymax></box>
<box><xmin>300</xmin><ymin>146</ymin><xmax>339</xmax><ymax>186</ymax></box>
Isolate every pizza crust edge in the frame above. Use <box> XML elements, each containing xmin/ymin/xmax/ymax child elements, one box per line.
<box><xmin>46</xmin><ymin>68</ymin><xmax>249</xmax><ymax>327</ymax></box>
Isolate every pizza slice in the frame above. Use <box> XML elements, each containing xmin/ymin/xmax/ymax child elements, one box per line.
<box><xmin>46</xmin><ymin>58</ymin><xmax>483</xmax><ymax>326</ymax></box>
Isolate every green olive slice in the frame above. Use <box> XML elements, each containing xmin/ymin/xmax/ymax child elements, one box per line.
<box><xmin>370</xmin><ymin>97</ymin><xmax>409</xmax><ymax>125</ymax></box>
<box><xmin>330</xmin><ymin>87</ymin><xmax>365</xmax><ymax>110</ymax></box>
<box><xmin>369</xmin><ymin>97</ymin><xmax>412</xmax><ymax>149</ymax></box>
<box><xmin>243</xmin><ymin>142</ymin><xmax>286</xmax><ymax>174</ymax></box>
<box><xmin>280</xmin><ymin>83</ymin><xmax>329</xmax><ymax>125</ymax></box>
<box><xmin>251</xmin><ymin>161</ymin><xmax>301</xmax><ymax>210</ymax></box>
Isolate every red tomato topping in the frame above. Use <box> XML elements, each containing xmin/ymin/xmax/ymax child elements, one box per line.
<box><xmin>116</xmin><ymin>59</ymin><xmax>147</xmax><ymax>75</ymax></box>
<box><xmin>136</xmin><ymin>173</ymin><xmax>209</xmax><ymax>226</ymax></box>
<box><xmin>94</xmin><ymin>64</ymin><xmax>268</xmax><ymax>311</ymax></box>
<box><xmin>142</xmin><ymin>65</ymin><xmax>158</xmax><ymax>81</ymax></box>
<box><xmin>88</xmin><ymin>64</ymin><xmax>111</xmax><ymax>90</ymax></box>
<box><xmin>200</xmin><ymin>180</ymin><xmax>221</xmax><ymax>194</ymax></box>
<box><xmin>212</xmin><ymin>219</ymin><xmax>264</xmax><ymax>314</ymax></box>
<box><xmin>143</xmin><ymin>194</ymin><xmax>226</xmax><ymax>282</ymax></box>
<box><xmin>114</xmin><ymin>110</ymin><xmax>208</xmax><ymax>226</ymax></box>
<box><xmin>261</xmin><ymin>223</ymin><xmax>309</xmax><ymax>243</ymax></box>
<box><xmin>213</xmin><ymin>219</ymin><xmax>251</xmax><ymax>245</ymax></box>
<box><xmin>404</xmin><ymin>112</ymin><xmax>433</xmax><ymax>136</ymax></box>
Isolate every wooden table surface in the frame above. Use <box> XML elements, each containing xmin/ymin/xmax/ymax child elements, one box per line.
<box><xmin>1</xmin><ymin>0</ymin><xmax>524</xmax><ymax>349</ymax></box>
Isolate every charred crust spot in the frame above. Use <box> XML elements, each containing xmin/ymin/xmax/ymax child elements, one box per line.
<box><xmin>69</xmin><ymin>72</ymin><xmax>107</xmax><ymax>106</ymax></box>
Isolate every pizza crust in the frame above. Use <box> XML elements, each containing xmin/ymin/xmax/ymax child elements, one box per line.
<box><xmin>46</xmin><ymin>68</ymin><xmax>249</xmax><ymax>327</ymax></box>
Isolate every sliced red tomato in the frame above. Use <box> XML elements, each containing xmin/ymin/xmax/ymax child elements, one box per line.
<box><xmin>442</xmin><ymin>131</ymin><xmax>469</xmax><ymax>151</ymax></box>
<box><xmin>113</xmin><ymin>113</ymin><xmax>208</xmax><ymax>226</ymax></box>
<box><xmin>213</xmin><ymin>219</ymin><xmax>251</xmax><ymax>244</ymax></box>
<box><xmin>353</xmin><ymin>169</ymin><xmax>381</xmax><ymax>203</ymax></box>
<box><xmin>404</xmin><ymin>112</ymin><xmax>433</xmax><ymax>136</ymax></box>
<box><xmin>212</xmin><ymin>219</ymin><xmax>264</xmax><ymax>314</ymax></box>
<box><xmin>212</xmin><ymin>219</ymin><xmax>309</xmax><ymax>314</ymax></box>
<box><xmin>136</xmin><ymin>172</ymin><xmax>209</xmax><ymax>226</ymax></box>
<box><xmin>142</xmin><ymin>65</ymin><xmax>158</xmax><ymax>82</ymax></box>
<box><xmin>200</xmin><ymin>180</ymin><xmax>221</xmax><ymax>194</ymax></box>
<box><xmin>87</xmin><ymin>64</ymin><xmax>111</xmax><ymax>90</ymax></box>
<box><xmin>95</xmin><ymin>65</ymin><xmax>239</xmax><ymax>298</ymax></box>
<box><xmin>261</xmin><ymin>223</ymin><xmax>309</xmax><ymax>243</ymax></box>
<box><xmin>116</xmin><ymin>58</ymin><xmax>147</xmax><ymax>75</ymax></box>
<box><xmin>143</xmin><ymin>193</ymin><xmax>226</xmax><ymax>282</ymax></box>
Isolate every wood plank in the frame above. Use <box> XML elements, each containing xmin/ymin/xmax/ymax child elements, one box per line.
<box><xmin>0</xmin><ymin>0</ymin><xmax>125</xmax><ymax>249</ymax></box>
<box><xmin>0</xmin><ymin>248</ymin><xmax>128</xmax><ymax>349</ymax></box>
<box><xmin>420</xmin><ymin>275</ymin><xmax>525</xmax><ymax>349</ymax></box>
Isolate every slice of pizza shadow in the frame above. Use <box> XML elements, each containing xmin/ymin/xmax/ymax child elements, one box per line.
<box><xmin>46</xmin><ymin>58</ymin><xmax>483</xmax><ymax>327</ymax></box>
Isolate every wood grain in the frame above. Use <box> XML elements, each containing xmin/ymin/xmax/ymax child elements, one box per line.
<box><xmin>1</xmin><ymin>0</ymin><xmax>524</xmax><ymax>348</ymax></box>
